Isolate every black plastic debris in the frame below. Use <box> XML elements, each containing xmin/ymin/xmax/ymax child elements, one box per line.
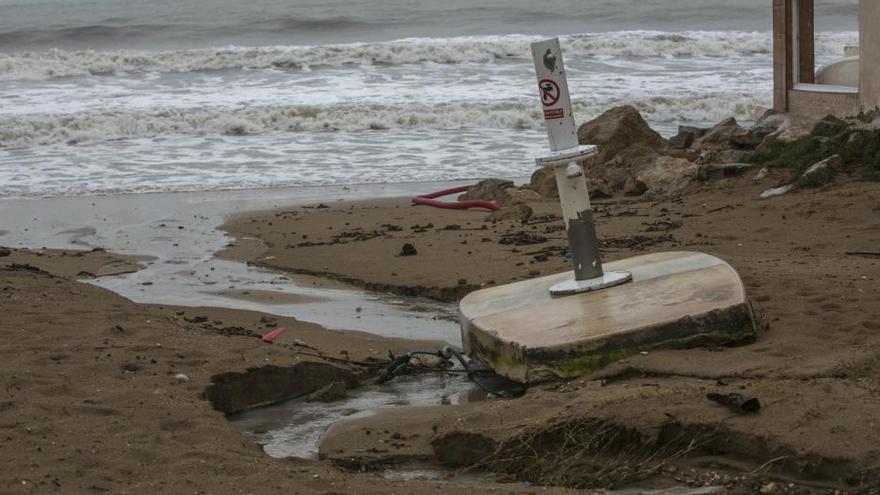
<box><xmin>399</xmin><ymin>243</ymin><xmax>418</xmax><ymax>256</ymax></box>
<box><xmin>706</xmin><ymin>392</ymin><xmax>761</xmax><ymax>414</ymax></box>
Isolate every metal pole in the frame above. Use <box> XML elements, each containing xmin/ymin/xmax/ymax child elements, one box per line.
<box><xmin>530</xmin><ymin>38</ymin><xmax>631</xmax><ymax>295</ymax></box>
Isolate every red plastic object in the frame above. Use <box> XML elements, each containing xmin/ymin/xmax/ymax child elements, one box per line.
<box><xmin>262</xmin><ymin>327</ymin><xmax>286</xmax><ymax>343</ymax></box>
<box><xmin>412</xmin><ymin>185</ymin><xmax>500</xmax><ymax>211</ymax></box>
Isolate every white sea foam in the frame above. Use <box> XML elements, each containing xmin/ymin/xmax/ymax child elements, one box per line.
<box><xmin>0</xmin><ymin>93</ymin><xmax>767</xmax><ymax>149</ymax></box>
<box><xmin>0</xmin><ymin>31</ymin><xmax>857</xmax><ymax>82</ymax></box>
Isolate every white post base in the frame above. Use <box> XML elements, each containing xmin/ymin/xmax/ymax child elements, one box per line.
<box><xmin>549</xmin><ymin>270</ymin><xmax>632</xmax><ymax>296</ymax></box>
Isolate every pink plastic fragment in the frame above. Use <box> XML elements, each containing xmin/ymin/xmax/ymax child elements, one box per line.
<box><xmin>262</xmin><ymin>327</ymin><xmax>286</xmax><ymax>343</ymax></box>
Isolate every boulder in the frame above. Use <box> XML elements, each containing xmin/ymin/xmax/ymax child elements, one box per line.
<box><xmin>730</xmin><ymin>128</ymin><xmax>767</xmax><ymax>150</ymax></box>
<box><xmin>306</xmin><ymin>381</ymin><xmax>348</xmax><ymax>402</ymax></box>
<box><xmin>697</xmin><ymin>148</ymin><xmax>749</xmax><ymax>165</ymax></box>
<box><xmin>811</xmin><ymin>115</ymin><xmax>849</xmax><ymax>138</ymax></box>
<box><xmin>623</xmin><ymin>176</ymin><xmax>648</xmax><ymax>196</ymax></box>
<box><xmin>696</xmin><ymin>116</ymin><xmax>778</xmax><ymax>151</ymax></box>
<box><xmin>528</xmin><ymin>167</ymin><xmax>557</xmax><ymax>197</ymax></box>
<box><xmin>668</xmin><ymin>125</ymin><xmax>708</xmax><ymax>149</ymax></box>
<box><xmin>766</xmin><ymin>113</ymin><xmax>820</xmax><ymax>143</ymax></box>
<box><xmin>577</xmin><ymin>105</ymin><xmax>665</xmax><ymax>163</ymax></box>
<box><xmin>588</xmin><ymin>177</ymin><xmax>613</xmax><ymax>199</ymax></box>
<box><xmin>698</xmin><ymin>163</ymin><xmax>757</xmax><ymax>182</ymax></box>
<box><xmin>527</xmin><ymin>167</ymin><xmax>613</xmax><ymax>199</ymax></box>
<box><xmin>695</xmin><ymin>117</ymin><xmax>746</xmax><ymax>149</ymax></box>
<box><xmin>459</xmin><ymin>179</ymin><xmax>514</xmax><ymax>202</ymax></box>
<box><xmin>668</xmin><ymin>131</ymin><xmax>695</xmax><ymax>150</ymax></box>
<box><xmin>500</xmin><ymin>187</ymin><xmax>541</xmax><ymax>206</ymax></box>
<box><xmin>635</xmin><ymin>156</ymin><xmax>699</xmax><ymax>196</ymax></box>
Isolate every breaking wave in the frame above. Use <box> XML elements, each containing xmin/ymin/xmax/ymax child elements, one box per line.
<box><xmin>1</xmin><ymin>93</ymin><xmax>768</xmax><ymax>149</ymax></box>
<box><xmin>0</xmin><ymin>30</ymin><xmax>857</xmax><ymax>81</ymax></box>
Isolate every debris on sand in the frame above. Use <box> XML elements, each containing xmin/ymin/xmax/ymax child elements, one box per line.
<box><xmin>499</xmin><ymin>231</ymin><xmax>547</xmax><ymax>246</ymax></box>
<box><xmin>706</xmin><ymin>392</ymin><xmax>761</xmax><ymax>414</ymax></box>
<box><xmin>398</xmin><ymin>243</ymin><xmax>418</xmax><ymax>256</ymax></box>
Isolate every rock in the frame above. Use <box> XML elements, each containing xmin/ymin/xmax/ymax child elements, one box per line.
<box><xmin>695</xmin><ymin>117</ymin><xmax>746</xmax><ymax>149</ymax></box>
<box><xmin>771</xmin><ymin>113</ymin><xmax>820</xmax><ymax>143</ymax></box>
<box><xmin>459</xmin><ymin>179</ymin><xmax>514</xmax><ymax>202</ymax></box>
<box><xmin>306</xmin><ymin>381</ymin><xmax>348</xmax><ymax>402</ymax></box>
<box><xmin>698</xmin><ymin>163</ymin><xmax>756</xmax><ymax>181</ymax></box>
<box><xmin>528</xmin><ymin>167</ymin><xmax>557</xmax><ymax>197</ymax></box>
<box><xmin>668</xmin><ymin>125</ymin><xmax>708</xmax><ymax>149</ymax></box>
<box><xmin>697</xmin><ymin>148</ymin><xmax>748</xmax><ymax>166</ymax></box>
<box><xmin>760</xmin><ymin>184</ymin><xmax>795</xmax><ymax>199</ymax></box>
<box><xmin>398</xmin><ymin>243</ymin><xmax>418</xmax><ymax>256</ymax></box>
<box><xmin>811</xmin><ymin>114</ymin><xmax>849</xmax><ymax>138</ymax></box>
<box><xmin>697</xmin><ymin>116</ymin><xmax>777</xmax><ymax>151</ymax></box>
<box><xmin>588</xmin><ymin>178</ymin><xmax>613</xmax><ymax>199</ymax></box>
<box><xmin>635</xmin><ymin>156</ymin><xmax>699</xmax><ymax>196</ymax></box>
<box><xmin>577</xmin><ymin>105</ymin><xmax>665</xmax><ymax>163</ymax></box>
<box><xmin>0</xmin><ymin>247</ymin><xmax>10</xmax><ymax>257</ymax></box>
<box><xmin>528</xmin><ymin>168</ymin><xmax>611</xmax><ymax>199</ymax></box>
<box><xmin>174</xmin><ymin>373</ymin><xmax>190</xmax><ymax>382</ymax></box>
<box><xmin>623</xmin><ymin>176</ymin><xmax>647</xmax><ymax>196</ymax></box>
<box><xmin>679</xmin><ymin>125</ymin><xmax>709</xmax><ymax>139</ymax></box>
<box><xmin>729</xmin><ymin>128</ymin><xmax>766</xmax><ymax>150</ymax></box>
<box><xmin>486</xmin><ymin>203</ymin><xmax>533</xmax><ymax>224</ymax></box>
<box><xmin>733</xmin><ymin>116</ymin><xmax>784</xmax><ymax>151</ymax></box>
<box><xmin>500</xmin><ymin>187</ymin><xmax>541</xmax><ymax>206</ymax></box>
<box><xmin>797</xmin><ymin>154</ymin><xmax>841</xmax><ymax>187</ymax></box>
<box><xmin>753</xmin><ymin>167</ymin><xmax>769</xmax><ymax>181</ymax></box>
<box><xmin>667</xmin><ymin>130</ymin><xmax>695</xmax><ymax>149</ymax></box>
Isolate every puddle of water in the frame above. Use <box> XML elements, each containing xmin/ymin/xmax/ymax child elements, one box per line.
<box><xmin>0</xmin><ymin>181</ymin><xmax>483</xmax><ymax>342</ymax></box>
<box><xmin>230</xmin><ymin>372</ymin><xmax>480</xmax><ymax>459</ymax></box>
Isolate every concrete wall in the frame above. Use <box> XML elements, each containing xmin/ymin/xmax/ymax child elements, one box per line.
<box><xmin>788</xmin><ymin>89</ymin><xmax>860</xmax><ymax>118</ymax></box>
<box><xmin>860</xmin><ymin>0</ymin><xmax>880</xmax><ymax>111</ymax></box>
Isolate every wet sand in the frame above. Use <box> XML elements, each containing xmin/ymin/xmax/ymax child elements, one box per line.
<box><xmin>0</xmin><ymin>247</ymin><xmax>573</xmax><ymax>494</ymax></box>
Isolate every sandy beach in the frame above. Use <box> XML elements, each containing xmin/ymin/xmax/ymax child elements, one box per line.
<box><xmin>2</xmin><ymin>0</ymin><xmax>877</xmax><ymax>491</ymax></box>
<box><xmin>2</xmin><ymin>159</ymin><xmax>880</xmax><ymax>493</ymax></box>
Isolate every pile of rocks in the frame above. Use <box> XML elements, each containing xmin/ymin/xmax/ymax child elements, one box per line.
<box><xmin>465</xmin><ymin>105</ymin><xmax>873</xmax><ymax>208</ymax></box>
<box><xmin>529</xmin><ymin>105</ymin><xmax>827</xmax><ymax>200</ymax></box>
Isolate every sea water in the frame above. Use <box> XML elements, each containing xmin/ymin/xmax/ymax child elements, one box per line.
<box><xmin>0</xmin><ymin>0</ymin><xmax>860</xmax><ymax>199</ymax></box>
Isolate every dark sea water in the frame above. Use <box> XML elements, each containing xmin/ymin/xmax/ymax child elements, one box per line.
<box><xmin>0</xmin><ymin>0</ymin><xmax>860</xmax><ymax>198</ymax></box>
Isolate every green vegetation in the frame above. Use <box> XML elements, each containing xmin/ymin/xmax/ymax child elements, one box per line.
<box><xmin>748</xmin><ymin>128</ymin><xmax>880</xmax><ymax>184</ymax></box>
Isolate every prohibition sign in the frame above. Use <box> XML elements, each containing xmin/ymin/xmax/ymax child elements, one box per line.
<box><xmin>538</xmin><ymin>78</ymin><xmax>560</xmax><ymax>107</ymax></box>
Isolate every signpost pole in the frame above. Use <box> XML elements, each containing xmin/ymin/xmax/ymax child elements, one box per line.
<box><xmin>530</xmin><ymin>38</ymin><xmax>631</xmax><ymax>295</ymax></box>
